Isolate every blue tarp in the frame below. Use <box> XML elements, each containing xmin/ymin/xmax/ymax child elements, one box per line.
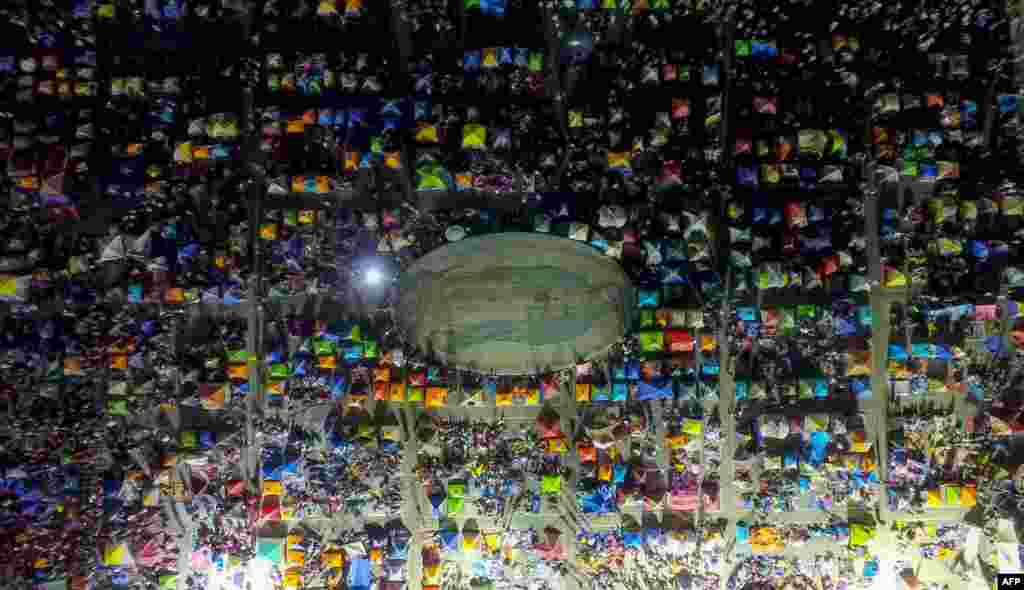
<box><xmin>636</xmin><ymin>378</ymin><xmax>672</xmax><ymax>400</ymax></box>
<box><xmin>806</xmin><ymin>432</ymin><xmax>830</xmax><ymax>466</ymax></box>
<box><xmin>612</xmin><ymin>383</ymin><xmax>628</xmax><ymax>401</ymax></box>
<box><xmin>638</xmin><ymin>290</ymin><xmax>660</xmax><ymax>307</ymax></box>
<box><xmin>835</xmin><ymin>317</ymin><xmax>858</xmax><ymax>337</ymax></box>
<box><xmin>478</xmin><ymin>0</ymin><xmax>507</xmax><ymax>18</ymax></box>
<box><xmin>659</xmin><ymin>264</ymin><xmax>690</xmax><ymax>285</ymax></box>
<box><xmin>440</xmin><ymin>530</ymin><xmax>460</xmax><ymax>553</ymax></box>
<box><xmin>911</xmin><ymin>376</ymin><xmax>928</xmax><ymax>394</ymax></box>
<box><xmin>697</xmin><ymin>271</ymin><xmax>721</xmax><ymax>293</ymax></box>
<box><xmin>851</xmin><ymin>378</ymin><xmax>871</xmax><ymax>400</ymax></box>
<box><xmin>330</xmin><ymin>375</ymin><xmax>347</xmax><ymax>400</ymax></box>
<box><xmin>348</xmin><ymin>559</ymin><xmax>371</xmax><ymax>590</ymax></box>
<box><xmin>644</xmin><ymin>527</ymin><xmax>664</xmax><ymax>546</ymax></box>
<box><xmin>580</xmin><ymin>484</ymin><xmax>616</xmax><ymax>514</ymax></box>
<box><xmin>261</xmin><ymin>448</ymin><xmax>287</xmax><ymax>478</ymax></box>
<box><xmin>290</xmin><ymin>358</ymin><xmax>308</xmax><ymax>377</ymax></box>
<box><xmin>968</xmin><ymin>380</ymin><xmax>985</xmax><ymax>401</ymax></box>
<box><xmin>200</xmin><ymin>431</ymin><xmax>216</xmax><ymax>448</ymax></box>
<box><xmin>856</xmin><ymin>306</ymin><xmax>872</xmax><ymax>327</ymax></box>
<box><xmin>911</xmin><ymin>343</ymin><xmax>931</xmax><ymax>358</ymax></box>
<box><xmin>428</xmin><ymin>493</ymin><xmax>446</xmax><ymax>519</ymax></box>
<box><xmin>613</xmin><ymin>464</ymin><xmax>627</xmax><ymax>485</ymax></box>
<box><xmin>343</xmin><ymin>344</ymin><xmax>363</xmax><ymax>361</ymax></box>
<box><xmin>784</xmin><ymin>450</ymin><xmax>798</xmax><ymax>469</ymax></box>
<box><xmin>736</xmin><ymin>524</ymin><xmax>749</xmax><ymax>543</ymax></box>
<box><xmin>864</xmin><ymin>560</ymin><xmax>879</xmax><ymax>578</ymax></box>
<box><xmin>623</xmin><ymin>532</ymin><xmax>642</xmax><ymax>548</ymax></box>
<box><xmin>103</xmin><ymin>477</ymin><xmax>122</xmax><ymax>497</ymax></box>
<box><xmin>389</xmin><ymin>542</ymin><xmax>409</xmax><ymax>561</ymax></box>
<box><xmin>735</xmin><ymin>380</ymin><xmax>749</xmax><ymax>401</ymax></box>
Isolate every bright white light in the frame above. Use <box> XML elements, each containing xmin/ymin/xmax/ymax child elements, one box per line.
<box><xmin>365</xmin><ymin>268</ymin><xmax>383</xmax><ymax>285</ymax></box>
<box><xmin>871</xmin><ymin>558</ymin><xmax>903</xmax><ymax>590</ymax></box>
<box><xmin>246</xmin><ymin>558</ymin><xmax>275</xmax><ymax>590</ymax></box>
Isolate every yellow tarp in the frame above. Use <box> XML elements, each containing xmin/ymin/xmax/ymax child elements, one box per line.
<box><xmin>546</xmin><ymin>438</ymin><xmax>568</xmax><ymax>454</ymax></box>
<box><xmin>142</xmin><ymin>487</ymin><xmax>160</xmax><ymax>507</ymax></box>
<box><xmin>961</xmin><ymin>485</ymin><xmax>977</xmax><ymax>507</ymax></box>
<box><xmin>415</xmin><ymin>123</ymin><xmax>439</xmax><ymax>143</ymax></box>
<box><xmin>262</xmin><ymin>480</ymin><xmax>283</xmax><ymax>497</ymax></box>
<box><xmin>485</xmin><ymin>533</ymin><xmax>502</xmax><ymax>552</ymax></box>
<box><xmin>849</xmin><ymin>524</ymin><xmax>875</xmax><ymax>547</ymax></box>
<box><xmin>575</xmin><ymin>383</ymin><xmax>591</xmax><ymax>402</ymax></box>
<box><xmin>607</xmin><ymin>152</ymin><xmax>631</xmax><ymax>169</ymax></box>
<box><xmin>682</xmin><ymin>418</ymin><xmax>702</xmax><ymax>436</ymax></box>
<box><xmin>667</xmin><ymin>434</ymin><xmax>689</xmax><ymax>449</ymax></box>
<box><xmin>749</xmin><ymin>528</ymin><xmax>782</xmax><ymax>553</ymax></box>
<box><xmin>462</xmin><ymin>124</ymin><xmax>486</xmax><ymax>149</ymax></box>
<box><xmin>422</xmin><ymin>564</ymin><xmax>442</xmax><ymax>585</ymax></box>
<box><xmin>426</xmin><ymin>387</ymin><xmax>448</xmax><ymax>407</ymax></box>
<box><xmin>103</xmin><ymin>543</ymin><xmax>131</xmax><ymax>567</ymax></box>
<box><xmin>283</xmin><ymin>569</ymin><xmax>302</xmax><ymax>590</ymax></box>
<box><xmin>286</xmin><ymin>550</ymin><xmax>305</xmax><ymax>567</ymax></box>
<box><xmin>322</xmin><ymin>551</ymin><xmax>344</xmax><ymax>568</ymax></box>
<box><xmin>850</xmin><ymin>430</ymin><xmax>871</xmax><ymax>453</ymax></box>
<box><xmin>389</xmin><ymin>382</ymin><xmax>406</xmax><ymax>402</ymax></box>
